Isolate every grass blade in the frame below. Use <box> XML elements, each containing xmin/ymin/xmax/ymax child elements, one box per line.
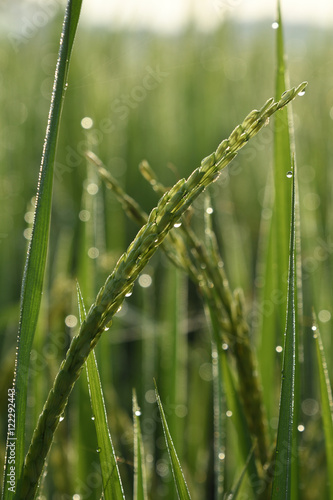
<box><xmin>219</xmin><ymin>349</ymin><xmax>260</xmax><ymax>497</ymax></box>
<box><xmin>133</xmin><ymin>390</ymin><xmax>148</xmax><ymax>500</ymax></box>
<box><xmin>273</xmin><ymin>0</ymin><xmax>293</xmax><ymax>329</ymax></box>
<box><xmin>2</xmin><ymin>2</ymin><xmax>82</xmax><ymax>499</ymax></box>
<box><xmin>312</xmin><ymin>315</ymin><xmax>333</xmax><ymax>499</ymax></box>
<box><xmin>271</xmin><ymin>160</ymin><xmax>297</xmax><ymax>499</ymax></box>
<box><xmin>224</xmin><ymin>443</ymin><xmax>256</xmax><ymax>500</ymax></box>
<box><xmin>257</xmin><ymin>0</ymin><xmax>295</xmax><ymax>425</ymax></box>
<box><xmin>77</xmin><ymin>285</ymin><xmax>126</xmax><ymax>500</ymax></box>
<box><xmin>154</xmin><ymin>382</ymin><xmax>192</xmax><ymax>500</ymax></box>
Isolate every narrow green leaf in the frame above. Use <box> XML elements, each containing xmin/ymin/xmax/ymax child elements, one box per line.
<box><xmin>312</xmin><ymin>316</ymin><xmax>333</xmax><ymax>500</ymax></box>
<box><xmin>273</xmin><ymin>0</ymin><xmax>293</xmax><ymax>329</ymax></box>
<box><xmin>133</xmin><ymin>390</ymin><xmax>148</xmax><ymax>500</ymax></box>
<box><xmin>211</xmin><ymin>342</ymin><xmax>226</xmax><ymax>500</ymax></box>
<box><xmin>2</xmin><ymin>2</ymin><xmax>82</xmax><ymax>499</ymax></box>
<box><xmin>224</xmin><ymin>443</ymin><xmax>256</xmax><ymax>500</ymax></box>
<box><xmin>154</xmin><ymin>383</ymin><xmax>192</xmax><ymax>500</ymax></box>
<box><xmin>219</xmin><ymin>349</ymin><xmax>260</xmax><ymax>497</ymax></box>
<box><xmin>271</xmin><ymin>161</ymin><xmax>297</xmax><ymax>499</ymax></box>
<box><xmin>77</xmin><ymin>285</ymin><xmax>126</xmax><ymax>500</ymax></box>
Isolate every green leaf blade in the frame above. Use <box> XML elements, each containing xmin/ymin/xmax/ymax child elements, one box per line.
<box><xmin>133</xmin><ymin>391</ymin><xmax>148</xmax><ymax>500</ymax></box>
<box><xmin>271</xmin><ymin>162</ymin><xmax>297</xmax><ymax>500</ymax></box>
<box><xmin>313</xmin><ymin>317</ymin><xmax>333</xmax><ymax>500</ymax></box>
<box><xmin>155</xmin><ymin>383</ymin><xmax>192</xmax><ymax>500</ymax></box>
<box><xmin>2</xmin><ymin>2</ymin><xmax>83</xmax><ymax>499</ymax></box>
<box><xmin>78</xmin><ymin>287</ymin><xmax>126</xmax><ymax>500</ymax></box>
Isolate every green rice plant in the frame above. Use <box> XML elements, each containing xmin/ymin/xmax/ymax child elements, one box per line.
<box><xmin>2</xmin><ymin>1</ymin><xmax>319</xmax><ymax>498</ymax></box>
<box><xmin>18</xmin><ymin>84</ymin><xmax>304</xmax><ymax>499</ymax></box>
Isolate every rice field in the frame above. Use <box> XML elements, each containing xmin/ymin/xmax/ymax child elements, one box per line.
<box><xmin>1</xmin><ymin>2</ymin><xmax>333</xmax><ymax>499</ymax></box>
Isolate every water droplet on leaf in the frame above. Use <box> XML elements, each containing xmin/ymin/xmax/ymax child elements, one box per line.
<box><xmin>173</xmin><ymin>222</ymin><xmax>181</xmax><ymax>228</ymax></box>
<box><xmin>286</xmin><ymin>171</ymin><xmax>292</xmax><ymax>178</ymax></box>
<box><xmin>272</xmin><ymin>21</ymin><xmax>279</xmax><ymax>29</ymax></box>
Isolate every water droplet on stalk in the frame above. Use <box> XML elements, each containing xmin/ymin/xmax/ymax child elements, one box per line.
<box><xmin>226</xmin><ymin>410</ymin><xmax>233</xmax><ymax>418</ymax></box>
<box><xmin>298</xmin><ymin>90</ymin><xmax>306</xmax><ymax>97</ymax></box>
<box><xmin>222</xmin><ymin>343</ymin><xmax>229</xmax><ymax>351</ymax></box>
<box><xmin>96</xmin><ymin>447</ymin><xmax>101</xmax><ymax>453</ymax></box>
<box><xmin>286</xmin><ymin>171</ymin><xmax>293</xmax><ymax>178</ymax></box>
<box><xmin>173</xmin><ymin>222</ymin><xmax>181</xmax><ymax>228</ymax></box>
<box><xmin>272</xmin><ymin>21</ymin><xmax>279</xmax><ymax>29</ymax></box>
<box><xmin>135</xmin><ymin>410</ymin><xmax>141</xmax><ymax>417</ymax></box>
<box><xmin>91</xmin><ymin>415</ymin><xmax>95</xmax><ymax>421</ymax></box>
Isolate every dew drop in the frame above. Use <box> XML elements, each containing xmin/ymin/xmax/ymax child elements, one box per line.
<box><xmin>23</xmin><ymin>228</ymin><xmax>32</xmax><ymax>240</ymax></box>
<box><xmin>88</xmin><ymin>247</ymin><xmax>99</xmax><ymax>259</ymax></box>
<box><xmin>59</xmin><ymin>414</ymin><xmax>65</xmax><ymax>422</ymax></box>
<box><xmin>138</xmin><ymin>274</ymin><xmax>152</xmax><ymax>288</ymax></box>
<box><xmin>272</xmin><ymin>21</ymin><xmax>279</xmax><ymax>29</ymax></box>
<box><xmin>24</xmin><ymin>211</ymin><xmax>34</xmax><ymax>224</ymax></box>
<box><xmin>135</xmin><ymin>410</ymin><xmax>142</xmax><ymax>417</ymax></box>
<box><xmin>65</xmin><ymin>315</ymin><xmax>78</xmax><ymax>328</ymax></box>
<box><xmin>206</xmin><ymin>207</ymin><xmax>214</xmax><ymax>215</ymax></box>
<box><xmin>226</xmin><ymin>410</ymin><xmax>233</xmax><ymax>418</ymax></box>
<box><xmin>81</xmin><ymin>116</ymin><xmax>93</xmax><ymax>129</ymax></box>
<box><xmin>173</xmin><ymin>222</ymin><xmax>181</xmax><ymax>228</ymax></box>
<box><xmin>276</xmin><ymin>345</ymin><xmax>283</xmax><ymax>353</ymax></box>
<box><xmin>218</xmin><ymin>452</ymin><xmax>225</xmax><ymax>461</ymax></box>
<box><xmin>297</xmin><ymin>424</ymin><xmax>305</xmax><ymax>432</ymax></box>
<box><xmin>96</xmin><ymin>447</ymin><xmax>101</xmax><ymax>453</ymax></box>
<box><xmin>311</xmin><ymin>325</ymin><xmax>317</xmax><ymax>331</ymax></box>
<box><xmin>91</xmin><ymin>415</ymin><xmax>95</xmax><ymax>421</ymax></box>
<box><xmin>125</xmin><ymin>291</ymin><xmax>133</xmax><ymax>297</ymax></box>
<box><xmin>286</xmin><ymin>171</ymin><xmax>293</xmax><ymax>178</ymax></box>
<box><xmin>318</xmin><ymin>309</ymin><xmax>331</xmax><ymax>323</ymax></box>
<box><xmin>222</xmin><ymin>343</ymin><xmax>229</xmax><ymax>351</ymax></box>
<box><xmin>298</xmin><ymin>90</ymin><xmax>306</xmax><ymax>97</ymax></box>
<box><xmin>86</xmin><ymin>183</ymin><xmax>99</xmax><ymax>195</ymax></box>
<box><xmin>79</xmin><ymin>209</ymin><xmax>90</xmax><ymax>222</ymax></box>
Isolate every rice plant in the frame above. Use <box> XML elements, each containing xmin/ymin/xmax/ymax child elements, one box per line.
<box><xmin>1</xmin><ymin>1</ymin><xmax>332</xmax><ymax>500</ymax></box>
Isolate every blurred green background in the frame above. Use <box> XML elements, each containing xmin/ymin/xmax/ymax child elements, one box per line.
<box><xmin>1</xmin><ymin>3</ymin><xmax>333</xmax><ymax>498</ymax></box>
